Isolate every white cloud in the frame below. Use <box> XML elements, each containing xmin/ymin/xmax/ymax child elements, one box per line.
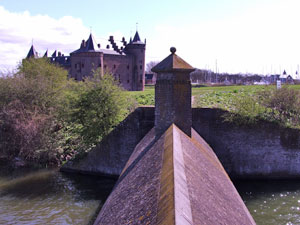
<box><xmin>147</xmin><ymin>1</ymin><xmax>300</xmax><ymax>75</ymax></box>
<box><xmin>0</xmin><ymin>6</ymin><xmax>90</xmax><ymax>71</ymax></box>
<box><xmin>2</xmin><ymin>1</ymin><xmax>300</xmax><ymax>76</ymax></box>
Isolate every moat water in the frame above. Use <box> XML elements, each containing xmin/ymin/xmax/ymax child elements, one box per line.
<box><xmin>0</xmin><ymin>168</ymin><xmax>115</xmax><ymax>225</ymax></box>
<box><xmin>1</xmin><ymin>169</ymin><xmax>300</xmax><ymax>225</ymax></box>
<box><xmin>235</xmin><ymin>180</ymin><xmax>300</xmax><ymax>225</ymax></box>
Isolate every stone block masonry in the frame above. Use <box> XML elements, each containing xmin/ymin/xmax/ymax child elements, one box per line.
<box><xmin>60</xmin><ymin>107</ymin><xmax>154</xmax><ymax>177</ymax></box>
<box><xmin>152</xmin><ymin>47</ymin><xmax>195</xmax><ymax>137</ymax></box>
<box><xmin>62</xmin><ymin>107</ymin><xmax>300</xmax><ymax>179</ymax></box>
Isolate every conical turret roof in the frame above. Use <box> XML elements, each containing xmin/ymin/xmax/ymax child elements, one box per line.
<box><xmin>52</xmin><ymin>50</ymin><xmax>57</xmax><ymax>57</ymax></box>
<box><xmin>43</xmin><ymin>50</ymin><xmax>48</xmax><ymax>57</ymax></box>
<box><xmin>26</xmin><ymin>45</ymin><xmax>38</xmax><ymax>58</ymax></box>
<box><xmin>86</xmin><ymin>33</ymin><xmax>99</xmax><ymax>51</ymax></box>
<box><xmin>71</xmin><ymin>33</ymin><xmax>101</xmax><ymax>54</ymax></box>
<box><xmin>132</xmin><ymin>31</ymin><xmax>141</xmax><ymax>42</ymax></box>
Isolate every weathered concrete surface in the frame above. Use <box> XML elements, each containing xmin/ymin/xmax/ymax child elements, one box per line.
<box><xmin>94</xmin><ymin>124</ymin><xmax>255</xmax><ymax>225</ymax></box>
<box><xmin>192</xmin><ymin>108</ymin><xmax>300</xmax><ymax>179</ymax></box>
<box><xmin>62</xmin><ymin>107</ymin><xmax>300</xmax><ymax>178</ymax></box>
<box><xmin>60</xmin><ymin>107</ymin><xmax>154</xmax><ymax>177</ymax></box>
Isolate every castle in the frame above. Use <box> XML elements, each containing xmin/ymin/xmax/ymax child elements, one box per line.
<box><xmin>26</xmin><ymin>31</ymin><xmax>146</xmax><ymax>91</ymax></box>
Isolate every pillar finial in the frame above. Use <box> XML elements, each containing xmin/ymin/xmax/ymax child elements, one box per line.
<box><xmin>170</xmin><ymin>47</ymin><xmax>176</xmax><ymax>54</ymax></box>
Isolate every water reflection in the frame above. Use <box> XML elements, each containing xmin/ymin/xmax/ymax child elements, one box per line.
<box><xmin>0</xmin><ymin>169</ymin><xmax>116</xmax><ymax>225</ymax></box>
<box><xmin>235</xmin><ymin>180</ymin><xmax>300</xmax><ymax>225</ymax></box>
<box><xmin>4</xmin><ymin>169</ymin><xmax>300</xmax><ymax>225</ymax></box>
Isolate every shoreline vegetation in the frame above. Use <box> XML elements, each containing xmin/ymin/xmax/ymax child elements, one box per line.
<box><xmin>131</xmin><ymin>84</ymin><xmax>300</xmax><ymax>129</ymax></box>
<box><xmin>0</xmin><ymin>58</ymin><xmax>135</xmax><ymax>168</ymax></box>
<box><xmin>1</xmin><ymin>58</ymin><xmax>300</xmax><ymax>168</ymax></box>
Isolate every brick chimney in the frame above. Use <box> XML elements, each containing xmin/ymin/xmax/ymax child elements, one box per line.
<box><xmin>152</xmin><ymin>47</ymin><xmax>195</xmax><ymax>137</ymax></box>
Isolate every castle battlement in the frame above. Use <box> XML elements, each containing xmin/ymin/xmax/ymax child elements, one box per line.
<box><xmin>26</xmin><ymin>31</ymin><xmax>146</xmax><ymax>91</ymax></box>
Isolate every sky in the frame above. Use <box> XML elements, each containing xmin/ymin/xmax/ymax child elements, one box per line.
<box><xmin>0</xmin><ymin>0</ymin><xmax>300</xmax><ymax>75</ymax></box>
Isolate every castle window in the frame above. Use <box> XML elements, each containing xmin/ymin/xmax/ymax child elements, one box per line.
<box><xmin>75</xmin><ymin>64</ymin><xmax>77</xmax><ymax>69</ymax></box>
<box><xmin>127</xmin><ymin>80</ymin><xmax>130</xmax><ymax>83</ymax></box>
<box><xmin>140</xmin><ymin>80</ymin><xmax>142</xmax><ymax>83</ymax></box>
<box><xmin>82</xmin><ymin>63</ymin><xmax>84</xmax><ymax>68</ymax></box>
<box><xmin>127</xmin><ymin>65</ymin><xmax>129</xmax><ymax>70</ymax></box>
<box><xmin>99</xmin><ymin>63</ymin><xmax>101</xmax><ymax>67</ymax></box>
<box><xmin>140</xmin><ymin>65</ymin><xmax>142</xmax><ymax>70</ymax></box>
<box><xmin>113</xmin><ymin>64</ymin><xmax>116</xmax><ymax>69</ymax></box>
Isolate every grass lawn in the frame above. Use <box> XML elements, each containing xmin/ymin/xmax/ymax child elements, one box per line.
<box><xmin>127</xmin><ymin>84</ymin><xmax>299</xmax><ymax>108</ymax></box>
<box><xmin>126</xmin><ymin>84</ymin><xmax>300</xmax><ymax>129</ymax></box>
<box><xmin>126</xmin><ymin>85</ymin><xmax>155</xmax><ymax>106</ymax></box>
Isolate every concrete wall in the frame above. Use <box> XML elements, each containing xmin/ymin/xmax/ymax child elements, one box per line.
<box><xmin>62</xmin><ymin>107</ymin><xmax>300</xmax><ymax>179</ymax></box>
<box><xmin>192</xmin><ymin>108</ymin><xmax>300</xmax><ymax>179</ymax></box>
<box><xmin>61</xmin><ymin>107</ymin><xmax>154</xmax><ymax>177</ymax></box>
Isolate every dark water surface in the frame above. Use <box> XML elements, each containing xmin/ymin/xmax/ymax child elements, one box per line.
<box><xmin>1</xmin><ymin>168</ymin><xmax>300</xmax><ymax>225</ymax></box>
<box><xmin>0</xmin><ymin>168</ymin><xmax>115</xmax><ymax>225</ymax></box>
<box><xmin>235</xmin><ymin>180</ymin><xmax>300</xmax><ymax>225</ymax></box>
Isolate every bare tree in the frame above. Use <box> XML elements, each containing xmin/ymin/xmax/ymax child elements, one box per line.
<box><xmin>146</xmin><ymin>61</ymin><xmax>159</xmax><ymax>74</ymax></box>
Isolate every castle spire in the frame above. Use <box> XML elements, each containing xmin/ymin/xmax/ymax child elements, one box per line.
<box><xmin>132</xmin><ymin>31</ymin><xmax>141</xmax><ymax>42</ymax></box>
<box><xmin>43</xmin><ymin>49</ymin><xmax>48</xmax><ymax>57</ymax></box>
<box><xmin>26</xmin><ymin>44</ymin><xmax>38</xmax><ymax>58</ymax></box>
<box><xmin>86</xmin><ymin>33</ymin><xmax>98</xmax><ymax>51</ymax></box>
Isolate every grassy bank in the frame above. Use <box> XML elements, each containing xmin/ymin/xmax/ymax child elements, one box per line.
<box><xmin>128</xmin><ymin>84</ymin><xmax>270</xmax><ymax>108</ymax></box>
<box><xmin>128</xmin><ymin>84</ymin><xmax>300</xmax><ymax>129</ymax></box>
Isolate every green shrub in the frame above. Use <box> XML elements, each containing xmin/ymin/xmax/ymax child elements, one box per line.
<box><xmin>261</xmin><ymin>87</ymin><xmax>300</xmax><ymax>127</ymax></box>
<box><xmin>18</xmin><ymin>57</ymin><xmax>68</xmax><ymax>89</ymax></box>
<box><xmin>66</xmin><ymin>73</ymin><xmax>135</xmax><ymax>146</ymax></box>
<box><xmin>223</xmin><ymin>86</ymin><xmax>300</xmax><ymax>128</ymax></box>
<box><xmin>0</xmin><ymin>59</ymin><xmax>135</xmax><ymax>166</ymax></box>
<box><xmin>0</xmin><ymin>75</ymin><xmax>64</xmax><ymax>165</ymax></box>
<box><xmin>223</xmin><ymin>94</ymin><xmax>268</xmax><ymax>125</ymax></box>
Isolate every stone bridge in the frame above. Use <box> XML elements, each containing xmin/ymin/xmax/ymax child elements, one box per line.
<box><xmin>62</xmin><ymin>48</ymin><xmax>259</xmax><ymax>224</ymax></box>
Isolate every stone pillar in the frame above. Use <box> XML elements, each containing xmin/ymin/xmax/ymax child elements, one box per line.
<box><xmin>152</xmin><ymin>47</ymin><xmax>195</xmax><ymax>137</ymax></box>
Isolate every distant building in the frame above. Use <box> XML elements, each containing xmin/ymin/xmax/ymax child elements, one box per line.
<box><xmin>286</xmin><ymin>75</ymin><xmax>294</xmax><ymax>84</ymax></box>
<box><xmin>145</xmin><ymin>73</ymin><xmax>156</xmax><ymax>85</ymax></box>
<box><xmin>26</xmin><ymin>31</ymin><xmax>146</xmax><ymax>91</ymax></box>
<box><xmin>279</xmin><ymin>70</ymin><xmax>294</xmax><ymax>84</ymax></box>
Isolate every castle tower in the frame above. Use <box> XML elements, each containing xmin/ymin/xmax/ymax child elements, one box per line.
<box><xmin>123</xmin><ymin>31</ymin><xmax>146</xmax><ymax>91</ymax></box>
<box><xmin>152</xmin><ymin>47</ymin><xmax>195</xmax><ymax>137</ymax></box>
<box><xmin>70</xmin><ymin>33</ymin><xmax>103</xmax><ymax>81</ymax></box>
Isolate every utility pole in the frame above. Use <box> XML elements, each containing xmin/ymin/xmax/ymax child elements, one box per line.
<box><xmin>215</xmin><ymin>59</ymin><xmax>218</xmax><ymax>83</ymax></box>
